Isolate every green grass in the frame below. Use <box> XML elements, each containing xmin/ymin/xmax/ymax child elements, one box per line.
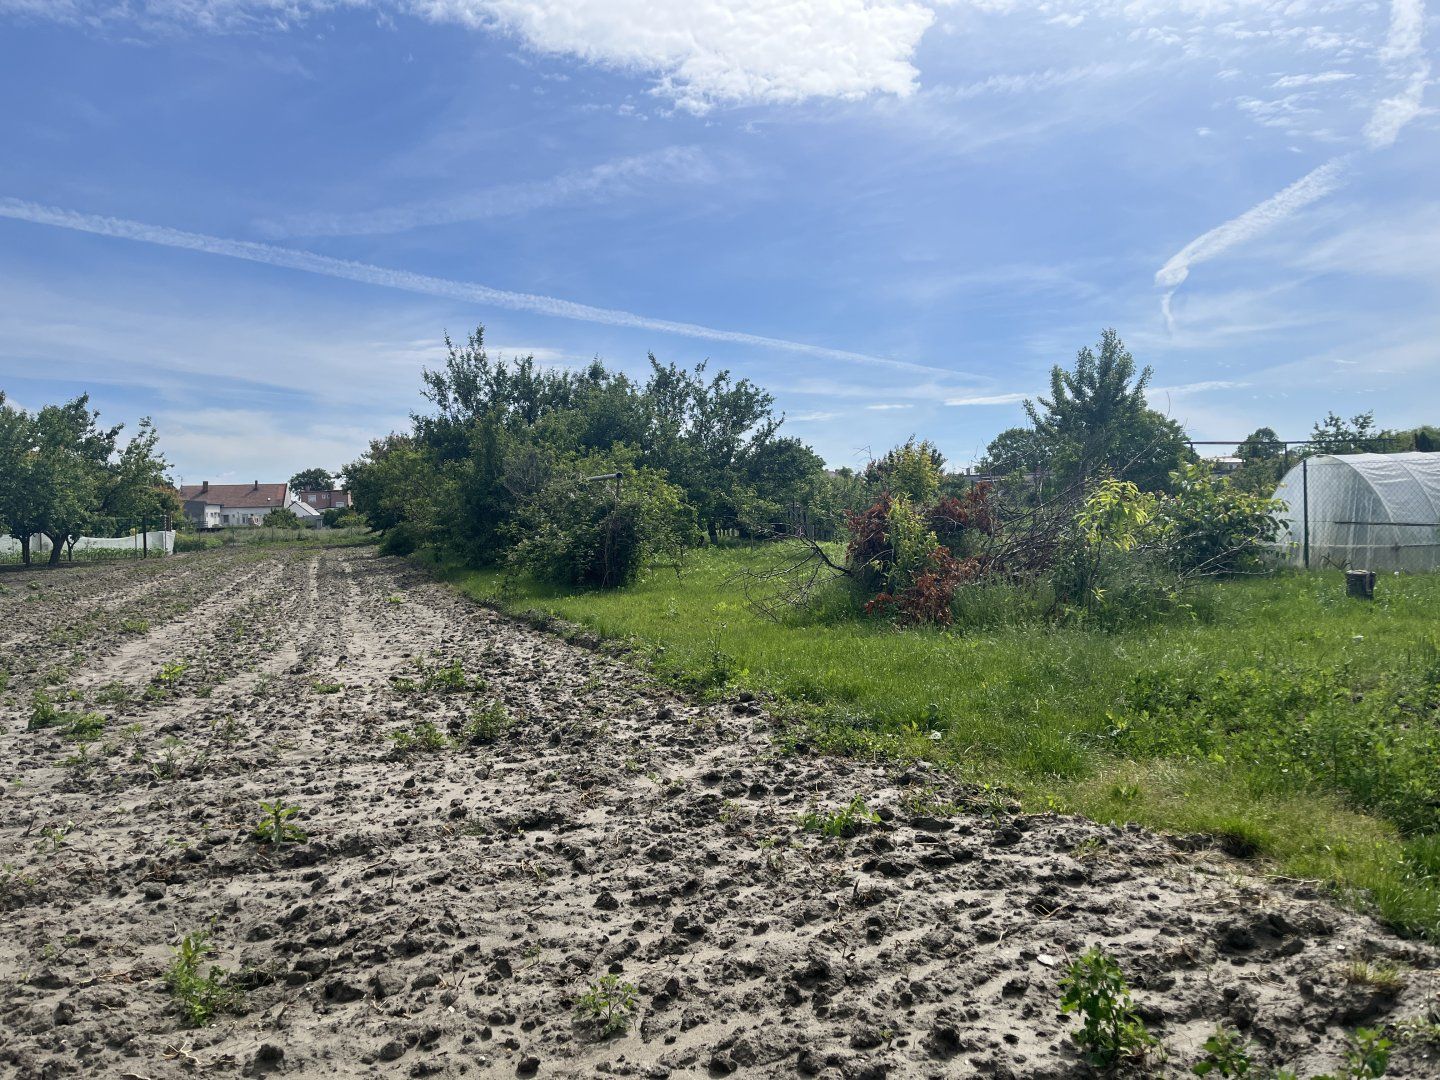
<box><xmin>446</xmin><ymin>545</ymin><xmax>1440</xmax><ymax>939</ymax></box>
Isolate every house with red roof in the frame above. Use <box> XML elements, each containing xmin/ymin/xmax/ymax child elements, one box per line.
<box><xmin>179</xmin><ymin>481</ymin><xmax>317</xmax><ymax>528</ymax></box>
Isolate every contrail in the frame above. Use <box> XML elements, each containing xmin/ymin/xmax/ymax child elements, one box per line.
<box><xmin>0</xmin><ymin>195</ymin><xmax>950</xmax><ymax>376</ymax></box>
<box><xmin>1154</xmin><ymin>156</ymin><xmax>1351</xmax><ymax>327</ymax></box>
<box><xmin>1155</xmin><ymin>0</ymin><xmax>1427</xmax><ymax>326</ymax></box>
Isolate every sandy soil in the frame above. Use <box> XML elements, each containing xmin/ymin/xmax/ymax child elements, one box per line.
<box><xmin>2</xmin><ymin>545</ymin><xmax>1438</xmax><ymax>1079</ymax></box>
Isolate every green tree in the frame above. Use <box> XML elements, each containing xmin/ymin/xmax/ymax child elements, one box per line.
<box><xmin>288</xmin><ymin>467</ymin><xmax>334</xmax><ymax>492</ymax></box>
<box><xmin>29</xmin><ymin>397</ymin><xmax>121</xmax><ymax>565</ymax></box>
<box><xmin>1236</xmin><ymin>426</ymin><xmax>1283</xmax><ymax>462</ymax></box>
<box><xmin>104</xmin><ymin>418</ymin><xmax>177</xmax><ymax>526</ymax></box>
<box><xmin>1024</xmin><ymin>329</ymin><xmax>1191</xmax><ymax>491</ymax></box>
<box><xmin>640</xmin><ymin>357</ymin><xmax>785</xmax><ymax>543</ymax></box>
<box><xmin>1308</xmin><ymin>411</ymin><xmax>1386</xmax><ymax>455</ymax></box>
<box><xmin>981</xmin><ymin>426</ymin><xmax>1047</xmax><ymax>476</ymax></box>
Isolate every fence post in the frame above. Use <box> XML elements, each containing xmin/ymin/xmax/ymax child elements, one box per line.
<box><xmin>142</xmin><ymin>517</ymin><xmax>148</xmax><ymax>559</ymax></box>
<box><xmin>1301</xmin><ymin>457</ymin><xmax>1309</xmax><ymax>570</ymax></box>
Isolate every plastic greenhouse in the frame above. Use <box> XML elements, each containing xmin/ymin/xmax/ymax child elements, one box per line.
<box><xmin>1271</xmin><ymin>452</ymin><xmax>1440</xmax><ymax>572</ymax></box>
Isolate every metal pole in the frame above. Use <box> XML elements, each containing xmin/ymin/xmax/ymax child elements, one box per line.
<box><xmin>142</xmin><ymin>517</ymin><xmax>148</xmax><ymax>559</ymax></box>
<box><xmin>1301</xmin><ymin>457</ymin><xmax>1309</xmax><ymax>570</ymax></box>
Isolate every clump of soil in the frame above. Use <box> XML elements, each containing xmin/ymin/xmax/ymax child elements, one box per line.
<box><xmin>2</xmin><ymin>547</ymin><xmax>1437</xmax><ymax>1078</ymax></box>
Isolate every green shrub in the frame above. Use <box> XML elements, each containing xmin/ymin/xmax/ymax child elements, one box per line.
<box><xmin>379</xmin><ymin>523</ymin><xmax>421</xmax><ymax>557</ymax></box>
<box><xmin>1158</xmin><ymin>463</ymin><xmax>1285</xmax><ymax>575</ymax></box>
<box><xmin>508</xmin><ymin>456</ymin><xmax>697</xmax><ymax>588</ymax></box>
<box><xmin>262</xmin><ymin>507</ymin><xmax>302</xmax><ymax>528</ymax></box>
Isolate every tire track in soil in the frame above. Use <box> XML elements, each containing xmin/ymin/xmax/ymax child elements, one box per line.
<box><xmin>2</xmin><ymin>545</ymin><xmax>1438</xmax><ymax>1080</ymax></box>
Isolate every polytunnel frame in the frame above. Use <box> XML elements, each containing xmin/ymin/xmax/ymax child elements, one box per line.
<box><xmin>1184</xmin><ymin>437</ymin><xmax>1432</xmax><ymax>570</ymax></box>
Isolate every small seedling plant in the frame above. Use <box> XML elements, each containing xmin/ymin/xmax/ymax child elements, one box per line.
<box><xmin>800</xmin><ymin>795</ymin><xmax>880</xmax><ymax>839</ymax></box>
<box><xmin>253</xmin><ymin>798</ymin><xmax>306</xmax><ymax>846</ymax></box>
<box><xmin>576</xmin><ymin>973</ymin><xmax>638</xmax><ymax>1037</ymax></box>
<box><xmin>1193</xmin><ymin>1027</ymin><xmax>1253</xmax><ymax>1076</ymax></box>
<box><xmin>165</xmin><ymin>931</ymin><xmax>243</xmax><ymax>1026</ymax></box>
<box><xmin>1059</xmin><ymin>946</ymin><xmax>1157</xmax><ymax>1069</ymax></box>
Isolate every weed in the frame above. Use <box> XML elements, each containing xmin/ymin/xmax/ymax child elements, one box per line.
<box><xmin>387</xmin><ymin>593</ymin><xmax>406</xmax><ymax>604</ymax></box>
<box><xmin>96</xmin><ymin>681</ymin><xmax>131</xmax><ymax>706</ymax></box>
<box><xmin>145</xmin><ymin>661</ymin><xmax>188</xmax><ymax>699</ymax></box>
<box><xmin>0</xmin><ymin>670</ymin><xmax>9</xmax><ymax>692</ymax></box>
<box><xmin>800</xmin><ymin>795</ymin><xmax>880</xmax><ymax>839</ymax></box>
<box><xmin>28</xmin><ymin>691</ymin><xmax>60</xmax><ymax>730</ymax></box>
<box><xmin>423</xmin><ymin>658</ymin><xmax>472</xmax><ymax>693</ymax></box>
<box><xmin>212</xmin><ymin>715</ymin><xmax>243</xmax><ymax>748</ymax></box>
<box><xmin>63</xmin><ymin>712</ymin><xmax>106</xmax><ymax>742</ymax></box>
<box><xmin>1058</xmin><ymin>946</ymin><xmax>1158</xmax><ymax>1068</ymax></box>
<box><xmin>34</xmin><ymin>821</ymin><xmax>74</xmax><ymax>854</ymax></box>
<box><xmin>1321</xmin><ymin>1028</ymin><xmax>1391</xmax><ymax>1080</ymax></box>
<box><xmin>150</xmin><ymin>735</ymin><xmax>187</xmax><ymax>780</ymax></box>
<box><xmin>1192</xmin><ymin>1027</ymin><xmax>1253</xmax><ymax>1076</ymax></box>
<box><xmin>389</xmin><ymin>675</ymin><xmax>418</xmax><ymax>694</ymax></box>
<box><xmin>1341</xmin><ymin>960</ymin><xmax>1407</xmax><ymax>994</ymax></box>
<box><xmin>391</xmin><ymin>720</ymin><xmax>449</xmax><ymax>753</ymax></box>
<box><xmin>60</xmin><ymin>743</ymin><xmax>96</xmax><ymax>776</ymax></box>
<box><xmin>461</xmin><ymin>701</ymin><xmax>512</xmax><ymax>744</ymax></box>
<box><xmin>119</xmin><ymin>617</ymin><xmax>150</xmax><ymax>634</ymax></box>
<box><xmin>312</xmin><ymin>682</ymin><xmax>344</xmax><ymax>694</ymax></box>
<box><xmin>165</xmin><ymin>931</ymin><xmax>243</xmax><ymax>1026</ymax></box>
<box><xmin>903</xmin><ymin>785</ymin><xmax>962</xmax><ymax>817</ymax></box>
<box><xmin>576</xmin><ymin>973</ymin><xmax>638</xmax><ymax>1037</ymax></box>
<box><xmin>252</xmin><ymin>798</ymin><xmax>306</xmax><ymax>846</ymax></box>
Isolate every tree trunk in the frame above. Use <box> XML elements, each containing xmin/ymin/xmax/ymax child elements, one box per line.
<box><xmin>20</xmin><ymin>535</ymin><xmax>30</xmax><ymax>566</ymax></box>
<box><xmin>707</xmin><ymin>519</ymin><xmax>718</xmax><ymax>545</ymax></box>
<box><xmin>48</xmin><ymin>534</ymin><xmax>64</xmax><ymax>566</ymax></box>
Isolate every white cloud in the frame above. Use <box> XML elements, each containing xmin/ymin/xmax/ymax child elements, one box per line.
<box><xmin>865</xmin><ymin>402</ymin><xmax>912</xmax><ymax>410</ymax></box>
<box><xmin>1147</xmin><ymin>379</ymin><xmax>1249</xmax><ymax>396</ymax></box>
<box><xmin>787</xmin><ymin>410</ymin><xmax>839</xmax><ymax>422</ymax></box>
<box><xmin>1380</xmin><ymin>0</ymin><xmax>1426</xmax><ymax>62</ymax></box>
<box><xmin>416</xmin><ymin>0</ymin><xmax>936</xmax><ymax>112</ymax></box>
<box><xmin>9</xmin><ymin>0</ymin><xmax>937</xmax><ymax>111</ymax></box>
<box><xmin>1363</xmin><ymin>63</ymin><xmax>1430</xmax><ymax>148</ymax></box>
<box><xmin>259</xmin><ymin>146</ymin><xmax>716</xmax><ymax>237</ymax></box>
<box><xmin>159</xmin><ymin>407</ymin><xmax>386</xmax><ymax>484</ymax></box>
<box><xmin>0</xmin><ymin>195</ymin><xmax>950</xmax><ymax>376</ymax></box>
<box><xmin>943</xmin><ymin>391</ymin><xmax>1029</xmax><ymax>406</ymax></box>
<box><xmin>1271</xmin><ymin>72</ymin><xmax>1356</xmax><ymax>89</ymax></box>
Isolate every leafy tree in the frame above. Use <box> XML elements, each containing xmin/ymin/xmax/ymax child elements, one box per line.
<box><xmin>981</xmin><ymin>426</ymin><xmax>1047</xmax><ymax>476</ymax></box>
<box><xmin>104</xmin><ymin>418</ymin><xmax>178</xmax><ymax>526</ymax></box>
<box><xmin>288</xmin><ymin>467</ymin><xmax>334</xmax><ymax>492</ymax></box>
<box><xmin>1236</xmin><ymin>427</ymin><xmax>1283</xmax><ymax>461</ymax></box>
<box><xmin>29</xmin><ymin>397</ymin><xmax>121</xmax><ymax>565</ymax></box>
<box><xmin>0</xmin><ymin>394</ymin><xmax>31</xmax><ymax>556</ymax></box>
<box><xmin>641</xmin><ymin>357</ymin><xmax>783</xmax><ymax>543</ymax></box>
<box><xmin>1308</xmin><ymin>411</ymin><xmax>1384</xmax><ymax>455</ymax></box>
<box><xmin>1024</xmin><ymin>329</ymin><xmax>1191</xmax><ymax>491</ymax></box>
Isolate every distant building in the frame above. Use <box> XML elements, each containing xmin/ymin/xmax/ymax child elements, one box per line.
<box><xmin>179</xmin><ymin>481</ymin><xmax>313</xmax><ymax>528</ymax></box>
<box><xmin>297</xmin><ymin>488</ymin><xmax>352</xmax><ymax>511</ymax></box>
<box><xmin>1208</xmin><ymin>456</ymin><xmax>1244</xmax><ymax>475</ymax></box>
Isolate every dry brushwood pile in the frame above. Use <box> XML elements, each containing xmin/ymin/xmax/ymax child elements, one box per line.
<box><xmin>2</xmin><ymin>545</ymin><xmax>1439</xmax><ymax>1079</ymax></box>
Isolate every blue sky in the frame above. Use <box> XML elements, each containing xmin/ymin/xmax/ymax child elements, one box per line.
<box><xmin>0</xmin><ymin>0</ymin><xmax>1435</xmax><ymax>484</ymax></box>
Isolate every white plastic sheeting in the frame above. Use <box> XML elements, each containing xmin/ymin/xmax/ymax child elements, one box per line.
<box><xmin>0</xmin><ymin>531</ymin><xmax>175</xmax><ymax>558</ymax></box>
<box><xmin>1272</xmin><ymin>453</ymin><xmax>1440</xmax><ymax>572</ymax></box>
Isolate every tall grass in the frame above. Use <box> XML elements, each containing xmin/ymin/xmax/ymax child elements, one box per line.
<box><xmin>447</xmin><ymin>545</ymin><xmax>1440</xmax><ymax>939</ymax></box>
